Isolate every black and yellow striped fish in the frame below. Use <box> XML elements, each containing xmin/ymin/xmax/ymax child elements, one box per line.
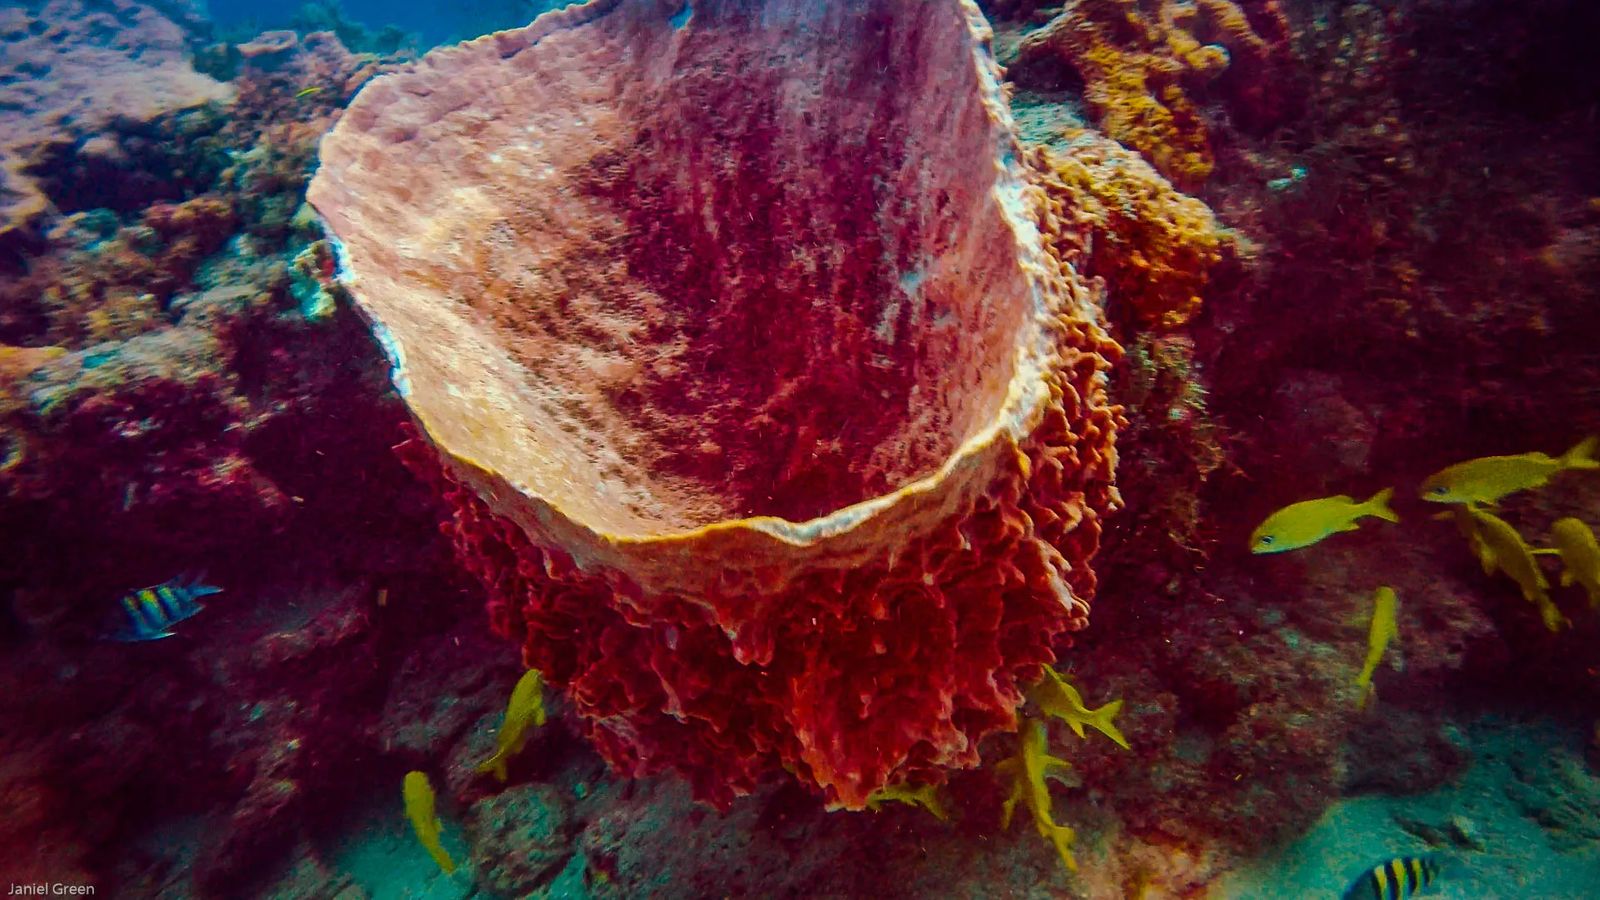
<box><xmin>107</xmin><ymin>576</ymin><xmax>222</xmax><ymax>642</ymax></box>
<box><xmin>1341</xmin><ymin>855</ymin><xmax>1442</xmax><ymax>900</ymax></box>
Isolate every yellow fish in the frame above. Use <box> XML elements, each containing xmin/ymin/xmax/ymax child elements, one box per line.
<box><xmin>1468</xmin><ymin>506</ymin><xmax>1569</xmax><ymax>632</ymax></box>
<box><xmin>1435</xmin><ymin>507</ymin><xmax>1494</xmax><ymax>575</ymax></box>
<box><xmin>996</xmin><ymin>719</ymin><xmax>1077</xmax><ymax>872</ymax></box>
<box><xmin>1545</xmin><ymin>517</ymin><xmax>1600</xmax><ymax>609</ymax></box>
<box><xmin>402</xmin><ymin>771</ymin><xmax>456</xmax><ymax>875</ymax></box>
<box><xmin>1354</xmin><ymin>587</ymin><xmax>1398</xmax><ymax>710</ymax></box>
<box><xmin>1419</xmin><ymin>437</ymin><xmax>1598</xmax><ymax>505</ymax></box>
<box><xmin>1250</xmin><ymin>488</ymin><xmax>1398</xmax><ymax>554</ymax></box>
<box><xmin>478</xmin><ymin>669</ymin><xmax>546</xmax><ymax>782</ymax></box>
<box><xmin>295</xmin><ymin>86</ymin><xmax>323</xmax><ymax>99</ymax></box>
<box><xmin>865</xmin><ymin>781</ymin><xmax>949</xmax><ymax>820</ymax></box>
<box><xmin>1030</xmin><ymin>665</ymin><xmax>1129</xmax><ymax>750</ymax></box>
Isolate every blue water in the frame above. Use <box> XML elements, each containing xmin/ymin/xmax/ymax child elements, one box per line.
<box><xmin>206</xmin><ymin>0</ymin><xmax>569</xmax><ymax>47</ymax></box>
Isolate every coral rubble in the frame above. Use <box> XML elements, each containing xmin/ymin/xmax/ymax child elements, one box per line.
<box><xmin>311</xmin><ymin>0</ymin><xmax>1123</xmax><ymax>810</ymax></box>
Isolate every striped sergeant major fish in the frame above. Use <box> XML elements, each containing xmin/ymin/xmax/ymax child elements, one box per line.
<box><xmin>1341</xmin><ymin>855</ymin><xmax>1442</xmax><ymax>900</ymax></box>
<box><xmin>109</xmin><ymin>576</ymin><xmax>222</xmax><ymax>641</ymax></box>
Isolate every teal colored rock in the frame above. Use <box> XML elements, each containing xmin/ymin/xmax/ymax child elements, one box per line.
<box><xmin>468</xmin><ymin>783</ymin><xmax>575</xmax><ymax>898</ymax></box>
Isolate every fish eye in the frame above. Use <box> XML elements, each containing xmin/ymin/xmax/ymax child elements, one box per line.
<box><xmin>1258</xmin><ymin>535</ymin><xmax>1274</xmax><ymax>545</ymax></box>
<box><xmin>1429</xmin><ymin>486</ymin><xmax>1448</xmax><ymax>496</ymax></box>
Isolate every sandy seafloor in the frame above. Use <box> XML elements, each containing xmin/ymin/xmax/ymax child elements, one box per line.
<box><xmin>295</xmin><ymin>717</ymin><xmax>1600</xmax><ymax>899</ymax></box>
<box><xmin>1218</xmin><ymin>719</ymin><xmax>1600</xmax><ymax>899</ymax></box>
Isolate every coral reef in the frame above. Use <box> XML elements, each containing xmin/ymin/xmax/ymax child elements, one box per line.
<box><xmin>0</xmin><ymin>0</ymin><xmax>233</xmax><ymax>254</ymax></box>
<box><xmin>1027</xmin><ymin>131</ymin><xmax>1235</xmax><ymax>330</ymax></box>
<box><xmin>311</xmin><ymin>0</ymin><xmax>1123</xmax><ymax>810</ymax></box>
<box><xmin>1011</xmin><ymin>0</ymin><xmax>1300</xmax><ymax>187</ymax></box>
<box><xmin>2</xmin><ymin>0</ymin><xmax>1599</xmax><ymax>897</ymax></box>
<box><xmin>0</xmin><ymin>11</ymin><xmax>466</xmax><ymax>895</ymax></box>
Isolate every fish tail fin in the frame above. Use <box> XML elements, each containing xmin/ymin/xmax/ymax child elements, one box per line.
<box><xmin>1356</xmin><ymin>683</ymin><xmax>1376</xmax><ymax>711</ymax></box>
<box><xmin>1559</xmin><ymin>435</ymin><xmax>1599</xmax><ymax>470</ymax></box>
<box><xmin>999</xmin><ymin>783</ymin><xmax>1021</xmax><ymax>830</ymax></box>
<box><xmin>475</xmin><ymin>754</ymin><xmax>509</xmax><ymax>783</ymax></box>
<box><xmin>1050</xmin><ymin>824</ymin><xmax>1079</xmax><ymax>872</ymax></box>
<box><xmin>1538</xmin><ymin>601</ymin><xmax>1570</xmax><ymax>633</ymax></box>
<box><xmin>1364</xmin><ymin>487</ymin><xmax>1400</xmax><ymax>523</ymax></box>
<box><xmin>180</xmin><ymin>571</ymin><xmax>224</xmax><ymax>597</ymax></box>
<box><xmin>1091</xmin><ymin>699</ymin><xmax>1131</xmax><ymax>750</ymax></box>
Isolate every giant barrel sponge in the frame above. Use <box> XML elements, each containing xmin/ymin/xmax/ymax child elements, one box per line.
<box><xmin>308</xmin><ymin>0</ymin><xmax>1122</xmax><ymax>808</ymax></box>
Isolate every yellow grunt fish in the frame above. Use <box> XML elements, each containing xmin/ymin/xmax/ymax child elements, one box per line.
<box><xmin>1030</xmin><ymin>665</ymin><xmax>1130</xmax><ymax>750</ymax></box>
<box><xmin>1435</xmin><ymin>507</ymin><xmax>1494</xmax><ymax>575</ymax></box>
<box><xmin>478</xmin><ymin>669</ymin><xmax>547</xmax><ymax>783</ymax></box>
<box><xmin>865</xmin><ymin>781</ymin><xmax>949</xmax><ymax>820</ymax></box>
<box><xmin>402</xmin><ymin>771</ymin><xmax>456</xmax><ymax>875</ymax></box>
<box><xmin>1419</xmin><ymin>437</ymin><xmax>1598</xmax><ymax>505</ymax></box>
<box><xmin>1250</xmin><ymin>488</ymin><xmax>1398</xmax><ymax>554</ymax></box>
<box><xmin>1545</xmin><ymin>517</ymin><xmax>1600</xmax><ymax>609</ymax></box>
<box><xmin>1354</xmin><ymin>587</ymin><xmax>1398</xmax><ymax>710</ymax></box>
<box><xmin>996</xmin><ymin>719</ymin><xmax>1077</xmax><ymax>872</ymax></box>
<box><xmin>1467</xmin><ymin>506</ymin><xmax>1569</xmax><ymax>632</ymax></box>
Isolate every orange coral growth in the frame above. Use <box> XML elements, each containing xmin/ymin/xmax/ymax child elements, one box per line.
<box><xmin>1027</xmin><ymin>133</ymin><xmax>1231</xmax><ymax>330</ymax></box>
<box><xmin>1016</xmin><ymin>0</ymin><xmax>1298</xmax><ymax>188</ymax></box>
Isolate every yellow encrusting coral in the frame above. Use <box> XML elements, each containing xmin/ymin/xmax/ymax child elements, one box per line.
<box><xmin>1015</xmin><ymin>0</ymin><xmax>1291</xmax><ymax>188</ymax></box>
<box><xmin>997</xmin><ymin>719</ymin><xmax>1079</xmax><ymax>872</ymax></box>
<box><xmin>1027</xmin><ymin>136</ymin><xmax>1231</xmax><ymax>330</ymax></box>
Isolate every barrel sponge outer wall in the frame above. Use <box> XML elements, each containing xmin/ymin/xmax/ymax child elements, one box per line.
<box><xmin>316</xmin><ymin>0</ymin><xmax>1123</xmax><ymax>809</ymax></box>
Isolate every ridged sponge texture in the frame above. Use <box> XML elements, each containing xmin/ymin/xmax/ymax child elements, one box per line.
<box><xmin>314</xmin><ymin>0</ymin><xmax>1122</xmax><ymax>808</ymax></box>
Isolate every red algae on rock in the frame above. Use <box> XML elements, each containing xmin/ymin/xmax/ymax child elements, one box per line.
<box><xmin>312</xmin><ymin>0</ymin><xmax>1123</xmax><ymax>809</ymax></box>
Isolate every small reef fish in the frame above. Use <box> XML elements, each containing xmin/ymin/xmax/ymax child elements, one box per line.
<box><xmin>865</xmin><ymin>781</ymin><xmax>949</xmax><ymax>820</ymax></box>
<box><xmin>108</xmin><ymin>576</ymin><xmax>221</xmax><ymax>641</ymax></box>
<box><xmin>1341</xmin><ymin>855</ymin><xmax>1442</xmax><ymax>900</ymax></box>
<box><xmin>478</xmin><ymin>668</ymin><xmax>547</xmax><ymax>782</ymax></box>
<box><xmin>996</xmin><ymin>718</ymin><xmax>1077</xmax><ymax>872</ymax></box>
<box><xmin>1467</xmin><ymin>506</ymin><xmax>1569</xmax><ymax>632</ymax></box>
<box><xmin>1030</xmin><ymin>664</ymin><xmax>1130</xmax><ymax>750</ymax></box>
<box><xmin>402</xmin><ymin>771</ymin><xmax>456</xmax><ymax>875</ymax></box>
<box><xmin>294</xmin><ymin>86</ymin><xmax>323</xmax><ymax>99</ymax></box>
<box><xmin>1544</xmin><ymin>517</ymin><xmax>1600</xmax><ymax>609</ymax></box>
<box><xmin>1419</xmin><ymin>436</ymin><xmax>1598</xmax><ymax>505</ymax></box>
<box><xmin>1250</xmin><ymin>488</ymin><xmax>1398</xmax><ymax>554</ymax></box>
<box><xmin>1434</xmin><ymin>507</ymin><xmax>1494</xmax><ymax>575</ymax></box>
<box><xmin>1354</xmin><ymin>587</ymin><xmax>1399</xmax><ymax>710</ymax></box>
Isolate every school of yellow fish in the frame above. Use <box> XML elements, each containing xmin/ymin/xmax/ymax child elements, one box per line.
<box><xmin>404</xmin><ymin>668</ymin><xmax>548</xmax><ymax>876</ymax></box>
<box><xmin>391</xmin><ymin>439</ymin><xmax>1595</xmax><ymax>883</ymax></box>
<box><xmin>1251</xmin><ymin>436</ymin><xmax>1600</xmax><ymax>708</ymax></box>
